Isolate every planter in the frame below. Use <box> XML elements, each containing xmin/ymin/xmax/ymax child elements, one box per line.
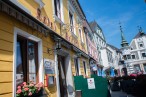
<box><xmin>22</xmin><ymin>89</ymin><xmax>43</xmax><ymax>97</ymax></box>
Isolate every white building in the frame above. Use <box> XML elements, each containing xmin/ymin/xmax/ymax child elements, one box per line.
<box><xmin>89</xmin><ymin>21</ymin><xmax>106</xmax><ymax>66</ymax></box>
<box><xmin>107</xmin><ymin>44</ymin><xmax>123</xmax><ymax>76</ymax></box>
<box><xmin>89</xmin><ymin>21</ymin><xmax>123</xmax><ymax>76</ymax></box>
<box><xmin>120</xmin><ymin>27</ymin><xmax>146</xmax><ymax>74</ymax></box>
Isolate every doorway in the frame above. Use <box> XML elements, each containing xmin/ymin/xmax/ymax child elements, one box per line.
<box><xmin>57</xmin><ymin>55</ymin><xmax>68</xmax><ymax>97</ymax></box>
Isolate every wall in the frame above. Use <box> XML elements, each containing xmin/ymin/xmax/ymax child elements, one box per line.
<box><xmin>0</xmin><ymin>11</ymin><xmax>55</xmax><ymax>97</ymax></box>
<box><xmin>0</xmin><ymin>0</ymin><xmax>91</xmax><ymax>97</ymax></box>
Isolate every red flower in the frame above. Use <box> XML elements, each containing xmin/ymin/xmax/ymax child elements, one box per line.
<box><xmin>28</xmin><ymin>92</ymin><xmax>32</xmax><ymax>96</ymax></box>
<box><xmin>24</xmin><ymin>87</ymin><xmax>29</xmax><ymax>91</ymax></box>
<box><xmin>16</xmin><ymin>89</ymin><xmax>22</xmax><ymax>94</ymax></box>
<box><xmin>17</xmin><ymin>86</ymin><xmax>21</xmax><ymax>89</ymax></box>
<box><xmin>23</xmin><ymin>82</ymin><xmax>26</xmax><ymax>85</ymax></box>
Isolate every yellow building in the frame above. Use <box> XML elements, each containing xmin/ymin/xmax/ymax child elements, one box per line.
<box><xmin>0</xmin><ymin>0</ymin><xmax>91</xmax><ymax>97</ymax></box>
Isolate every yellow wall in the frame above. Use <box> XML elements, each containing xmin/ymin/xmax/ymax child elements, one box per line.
<box><xmin>0</xmin><ymin>12</ymin><xmax>55</xmax><ymax>97</ymax></box>
<box><xmin>18</xmin><ymin>0</ymin><xmax>88</xmax><ymax>54</ymax></box>
<box><xmin>0</xmin><ymin>0</ymin><xmax>91</xmax><ymax>97</ymax></box>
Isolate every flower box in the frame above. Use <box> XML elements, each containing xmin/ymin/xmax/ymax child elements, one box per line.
<box><xmin>16</xmin><ymin>81</ymin><xmax>43</xmax><ymax>97</ymax></box>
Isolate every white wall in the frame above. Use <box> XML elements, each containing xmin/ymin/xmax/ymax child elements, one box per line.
<box><xmin>101</xmin><ymin>48</ymin><xmax>109</xmax><ymax>67</ymax></box>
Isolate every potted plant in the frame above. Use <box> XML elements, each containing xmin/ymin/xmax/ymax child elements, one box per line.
<box><xmin>16</xmin><ymin>81</ymin><xmax>43</xmax><ymax>97</ymax></box>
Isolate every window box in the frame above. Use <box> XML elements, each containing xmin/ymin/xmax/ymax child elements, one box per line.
<box><xmin>16</xmin><ymin>82</ymin><xmax>43</xmax><ymax>97</ymax></box>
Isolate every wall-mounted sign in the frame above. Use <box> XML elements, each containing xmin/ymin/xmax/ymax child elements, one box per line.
<box><xmin>44</xmin><ymin>59</ymin><xmax>55</xmax><ymax>74</ymax></box>
<box><xmin>87</xmin><ymin>78</ymin><xmax>95</xmax><ymax>89</ymax></box>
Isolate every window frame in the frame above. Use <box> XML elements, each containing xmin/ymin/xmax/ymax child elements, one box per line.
<box><xmin>13</xmin><ymin>27</ymin><xmax>43</xmax><ymax>97</ymax></box>
<box><xmin>16</xmin><ymin>35</ymin><xmax>39</xmax><ymax>84</ymax></box>
<box><xmin>69</xmin><ymin>11</ymin><xmax>74</xmax><ymax>34</ymax></box>
<box><xmin>78</xmin><ymin>28</ymin><xmax>84</xmax><ymax>43</ymax></box>
<box><xmin>54</xmin><ymin>0</ymin><xmax>61</xmax><ymax>19</ymax></box>
<box><xmin>138</xmin><ymin>42</ymin><xmax>144</xmax><ymax>48</ymax></box>
<box><xmin>131</xmin><ymin>54</ymin><xmax>136</xmax><ymax>59</ymax></box>
<box><xmin>141</xmin><ymin>52</ymin><xmax>146</xmax><ymax>58</ymax></box>
<box><xmin>52</xmin><ymin>0</ymin><xmax>64</xmax><ymax>24</ymax></box>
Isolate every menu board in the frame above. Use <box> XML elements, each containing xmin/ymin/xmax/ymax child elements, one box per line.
<box><xmin>44</xmin><ymin>59</ymin><xmax>55</xmax><ymax>74</ymax></box>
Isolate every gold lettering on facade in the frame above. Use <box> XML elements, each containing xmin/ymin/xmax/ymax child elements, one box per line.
<box><xmin>36</xmin><ymin>8</ymin><xmax>56</xmax><ymax>31</ymax></box>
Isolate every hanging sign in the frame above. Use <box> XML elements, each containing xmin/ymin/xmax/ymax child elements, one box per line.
<box><xmin>44</xmin><ymin>59</ymin><xmax>55</xmax><ymax>74</ymax></box>
<box><xmin>87</xmin><ymin>78</ymin><xmax>95</xmax><ymax>89</ymax></box>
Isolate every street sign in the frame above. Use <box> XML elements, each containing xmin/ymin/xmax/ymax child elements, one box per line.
<box><xmin>87</xmin><ymin>78</ymin><xmax>95</xmax><ymax>89</ymax></box>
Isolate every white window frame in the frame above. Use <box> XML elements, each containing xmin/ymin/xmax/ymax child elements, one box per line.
<box><xmin>141</xmin><ymin>52</ymin><xmax>146</xmax><ymax>59</ymax></box>
<box><xmin>52</xmin><ymin>0</ymin><xmax>64</xmax><ymax>24</ymax></box>
<box><xmin>138</xmin><ymin>42</ymin><xmax>144</xmax><ymax>48</ymax></box>
<box><xmin>68</xmin><ymin>1</ymin><xmax>76</xmax><ymax>35</ymax></box>
<box><xmin>73</xmin><ymin>55</ymin><xmax>81</xmax><ymax>76</ymax></box>
<box><xmin>35</xmin><ymin>0</ymin><xmax>45</xmax><ymax>9</ymax></box>
<box><xmin>13</xmin><ymin>27</ymin><xmax>43</xmax><ymax>97</ymax></box>
<box><xmin>131</xmin><ymin>54</ymin><xmax>136</xmax><ymax>59</ymax></box>
<box><xmin>10</xmin><ymin>0</ymin><xmax>30</xmax><ymax>14</ymax></box>
<box><xmin>79</xmin><ymin>28</ymin><xmax>84</xmax><ymax>43</ymax></box>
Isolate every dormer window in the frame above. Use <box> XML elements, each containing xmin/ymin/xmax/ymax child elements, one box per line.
<box><xmin>140</xmin><ymin>43</ymin><xmax>143</xmax><ymax>47</ymax></box>
<box><xmin>138</xmin><ymin>42</ymin><xmax>144</xmax><ymax>48</ymax></box>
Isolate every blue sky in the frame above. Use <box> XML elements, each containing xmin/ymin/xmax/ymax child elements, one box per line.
<box><xmin>79</xmin><ymin>0</ymin><xmax>146</xmax><ymax>48</ymax></box>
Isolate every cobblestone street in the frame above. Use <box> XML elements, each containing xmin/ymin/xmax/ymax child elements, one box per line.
<box><xmin>111</xmin><ymin>90</ymin><xmax>135</xmax><ymax>97</ymax></box>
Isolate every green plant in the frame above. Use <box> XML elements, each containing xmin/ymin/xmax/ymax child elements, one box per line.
<box><xmin>16</xmin><ymin>81</ymin><xmax>43</xmax><ymax>97</ymax></box>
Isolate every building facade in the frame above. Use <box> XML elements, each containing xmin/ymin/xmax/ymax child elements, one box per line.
<box><xmin>83</xmin><ymin>20</ymin><xmax>99</xmax><ymax>75</ymax></box>
<box><xmin>89</xmin><ymin>21</ymin><xmax>106</xmax><ymax>76</ymax></box>
<box><xmin>107</xmin><ymin>44</ymin><xmax>123</xmax><ymax>76</ymax></box>
<box><xmin>0</xmin><ymin>0</ymin><xmax>92</xmax><ymax>97</ymax></box>
<box><xmin>121</xmin><ymin>27</ymin><xmax>146</xmax><ymax>75</ymax></box>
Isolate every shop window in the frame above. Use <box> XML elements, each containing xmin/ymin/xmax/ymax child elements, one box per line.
<box><xmin>16</xmin><ymin>35</ymin><xmax>38</xmax><ymax>86</ymax></box>
<box><xmin>54</xmin><ymin>0</ymin><xmax>61</xmax><ymax>19</ymax></box>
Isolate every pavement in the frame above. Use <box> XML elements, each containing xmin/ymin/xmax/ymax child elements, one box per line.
<box><xmin>110</xmin><ymin>90</ymin><xmax>135</xmax><ymax>97</ymax></box>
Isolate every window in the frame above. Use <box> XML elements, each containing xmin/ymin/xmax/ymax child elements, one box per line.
<box><xmin>139</xmin><ymin>43</ymin><xmax>143</xmax><ymax>47</ymax></box>
<box><xmin>144</xmin><ymin>64</ymin><xmax>146</xmax><ymax>72</ymax></box>
<box><xmin>132</xmin><ymin>55</ymin><xmax>136</xmax><ymax>59</ymax></box>
<box><xmin>123</xmin><ymin>55</ymin><xmax>127</xmax><ymax>60</ymax></box>
<box><xmin>54</xmin><ymin>0</ymin><xmax>61</xmax><ymax>19</ymax></box>
<box><xmin>127</xmin><ymin>55</ymin><xmax>131</xmax><ymax>59</ymax></box>
<box><xmin>79</xmin><ymin>29</ymin><xmax>84</xmax><ymax>43</ymax></box>
<box><xmin>69</xmin><ymin>11</ymin><xmax>74</xmax><ymax>34</ymax></box>
<box><xmin>134</xmin><ymin>65</ymin><xmax>141</xmax><ymax>73</ymax></box>
<box><xmin>16</xmin><ymin>35</ymin><xmax>38</xmax><ymax>86</ymax></box>
<box><xmin>141</xmin><ymin>53</ymin><xmax>146</xmax><ymax>58</ymax></box>
<box><xmin>83</xmin><ymin>61</ymin><xmax>87</xmax><ymax>75</ymax></box>
<box><xmin>74</xmin><ymin>58</ymin><xmax>79</xmax><ymax>76</ymax></box>
<box><xmin>138</xmin><ymin>42</ymin><xmax>144</xmax><ymax>48</ymax></box>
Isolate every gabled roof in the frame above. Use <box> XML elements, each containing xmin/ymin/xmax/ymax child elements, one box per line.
<box><xmin>134</xmin><ymin>31</ymin><xmax>146</xmax><ymax>39</ymax></box>
<box><xmin>89</xmin><ymin>21</ymin><xmax>106</xmax><ymax>42</ymax></box>
<box><xmin>107</xmin><ymin>44</ymin><xmax>121</xmax><ymax>53</ymax></box>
